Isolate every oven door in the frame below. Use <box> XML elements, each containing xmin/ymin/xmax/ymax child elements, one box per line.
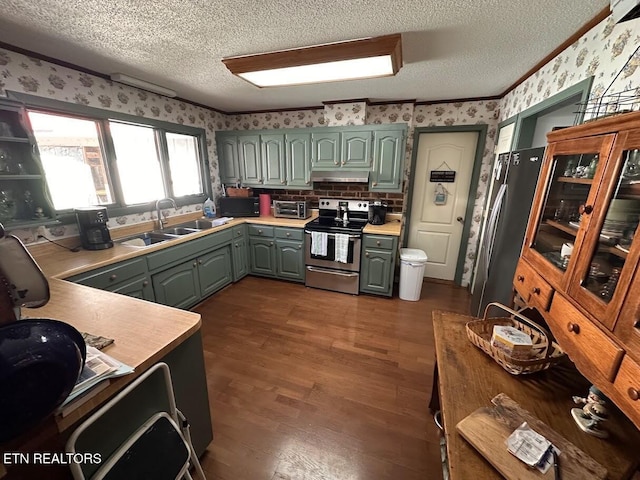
<box><xmin>304</xmin><ymin>231</ymin><xmax>361</xmax><ymax>272</ymax></box>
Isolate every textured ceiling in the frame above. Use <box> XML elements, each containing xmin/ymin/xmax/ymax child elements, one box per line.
<box><xmin>0</xmin><ymin>0</ymin><xmax>609</xmax><ymax>112</ymax></box>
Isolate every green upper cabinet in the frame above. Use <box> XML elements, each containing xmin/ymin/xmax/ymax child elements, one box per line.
<box><xmin>216</xmin><ymin>124</ymin><xmax>406</xmax><ymax>188</ymax></box>
<box><xmin>370</xmin><ymin>128</ymin><xmax>406</xmax><ymax>193</ymax></box>
<box><xmin>285</xmin><ymin>132</ymin><xmax>312</xmax><ymax>188</ymax></box>
<box><xmin>311</xmin><ymin>132</ymin><xmax>341</xmax><ymax>169</ymax></box>
<box><xmin>261</xmin><ymin>133</ymin><xmax>286</xmax><ymax>187</ymax></box>
<box><xmin>238</xmin><ymin>135</ymin><xmax>263</xmax><ymax>186</ymax></box>
<box><xmin>311</xmin><ymin>129</ymin><xmax>372</xmax><ymax>171</ymax></box>
<box><xmin>217</xmin><ymin>133</ymin><xmax>241</xmax><ymax>185</ymax></box>
<box><xmin>342</xmin><ymin>131</ymin><xmax>372</xmax><ymax>169</ymax></box>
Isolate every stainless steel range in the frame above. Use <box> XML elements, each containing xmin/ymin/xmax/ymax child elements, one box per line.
<box><xmin>304</xmin><ymin>198</ymin><xmax>370</xmax><ymax>294</ymax></box>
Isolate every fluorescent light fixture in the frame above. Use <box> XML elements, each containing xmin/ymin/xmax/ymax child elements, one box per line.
<box><xmin>110</xmin><ymin>73</ymin><xmax>177</xmax><ymax>97</ymax></box>
<box><xmin>222</xmin><ymin>34</ymin><xmax>402</xmax><ymax>88</ymax></box>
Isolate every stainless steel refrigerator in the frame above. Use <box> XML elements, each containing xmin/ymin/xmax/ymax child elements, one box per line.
<box><xmin>471</xmin><ymin>147</ymin><xmax>545</xmax><ymax>317</ymax></box>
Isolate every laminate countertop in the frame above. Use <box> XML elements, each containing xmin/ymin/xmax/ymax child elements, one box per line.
<box><xmin>432</xmin><ymin>310</ymin><xmax>640</xmax><ymax>480</ymax></box>
<box><xmin>28</xmin><ymin>212</ymin><xmax>402</xmax><ymax>280</ymax></box>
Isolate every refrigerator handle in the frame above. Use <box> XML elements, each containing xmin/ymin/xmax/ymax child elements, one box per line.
<box><xmin>484</xmin><ymin>183</ymin><xmax>507</xmax><ymax>277</ymax></box>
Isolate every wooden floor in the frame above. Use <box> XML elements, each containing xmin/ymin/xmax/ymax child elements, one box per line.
<box><xmin>193</xmin><ymin>277</ymin><xmax>471</xmax><ymax>480</ymax></box>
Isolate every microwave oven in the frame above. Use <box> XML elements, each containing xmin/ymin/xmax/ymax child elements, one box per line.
<box><xmin>218</xmin><ymin>197</ymin><xmax>260</xmax><ymax>217</ymax></box>
<box><xmin>273</xmin><ymin>200</ymin><xmax>311</xmax><ymax>219</ymax></box>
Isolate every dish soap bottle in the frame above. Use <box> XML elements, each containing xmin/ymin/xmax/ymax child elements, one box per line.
<box><xmin>203</xmin><ymin>198</ymin><xmax>216</xmax><ymax>218</ymax></box>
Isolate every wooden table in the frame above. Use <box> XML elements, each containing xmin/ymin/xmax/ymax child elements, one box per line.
<box><xmin>432</xmin><ymin>310</ymin><xmax>640</xmax><ymax>480</ymax></box>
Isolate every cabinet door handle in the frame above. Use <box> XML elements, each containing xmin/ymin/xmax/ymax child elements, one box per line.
<box><xmin>142</xmin><ymin>280</ymin><xmax>149</xmax><ymax>287</ymax></box>
<box><xmin>341</xmin><ymin>160</ymin><xmax>345</xmax><ymax>166</ymax></box>
<box><xmin>281</xmin><ymin>180</ymin><xmax>287</xmax><ymax>184</ymax></box>
<box><xmin>235</xmin><ymin>243</ymin><xmax>240</xmax><ymax>248</ymax></box>
<box><xmin>532</xmin><ymin>287</ymin><xmax>541</xmax><ymax>295</ymax></box>
<box><xmin>579</xmin><ymin>204</ymin><xmax>593</xmax><ymax>215</ymax></box>
<box><xmin>334</xmin><ymin>160</ymin><xmax>339</xmax><ymax>165</ymax></box>
<box><xmin>376</xmin><ymin>240</ymin><xmax>381</xmax><ymax>246</ymax></box>
<box><xmin>517</xmin><ymin>275</ymin><xmax>525</xmax><ymax>282</ymax></box>
<box><xmin>259</xmin><ymin>179</ymin><xmax>263</xmax><ymax>184</ymax></box>
<box><xmin>193</xmin><ymin>262</ymin><xmax>197</xmax><ymax>268</ymax></box>
<box><xmin>306</xmin><ymin>180</ymin><xmax>311</xmax><ymax>185</ymax></box>
<box><xmin>198</xmin><ymin>260</ymin><xmax>203</xmax><ymax>265</ymax></box>
<box><xmin>567</xmin><ymin>322</ymin><xmax>580</xmax><ymax>334</ymax></box>
<box><xmin>258</xmin><ymin>229</ymin><xmax>263</xmax><ymax>234</ymax></box>
<box><xmin>286</xmin><ymin>232</ymin><xmax>290</xmax><ymax>237</ymax></box>
<box><xmin>109</xmin><ymin>274</ymin><xmax>117</xmax><ymax>281</ymax></box>
<box><xmin>270</xmin><ymin>241</ymin><xmax>274</xmax><ymax>246</ymax></box>
<box><xmin>629</xmin><ymin>388</ymin><xmax>639</xmax><ymax>401</ymax></box>
<box><xmin>372</xmin><ymin>182</ymin><xmax>378</xmax><ymax>186</ymax></box>
<box><xmin>365</xmin><ymin>251</ymin><xmax>369</xmax><ymax>257</ymax></box>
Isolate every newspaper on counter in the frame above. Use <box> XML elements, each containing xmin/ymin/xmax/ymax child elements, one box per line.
<box><xmin>58</xmin><ymin>346</ymin><xmax>134</xmax><ymax>410</ymax></box>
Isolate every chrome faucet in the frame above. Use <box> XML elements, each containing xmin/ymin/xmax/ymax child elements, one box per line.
<box><xmin>156</xmin><ymin>197</ymin><xmax>177</xmax><ymax>230</ymax></box>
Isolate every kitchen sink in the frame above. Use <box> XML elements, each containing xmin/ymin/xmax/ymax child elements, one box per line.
<box><xmin>116</xmin><ymin>232</ymin><xmax>177</xmax><ymax>247</ymax></box>
<box><xmin>173</xmin><ymin>219</ymin><xmax>215</xmax><ymax>230</ymax></box>
<box><xmin>154</xmin><ymin>226</ymin><xmax>201</xmax><ymax>235</ymax></box>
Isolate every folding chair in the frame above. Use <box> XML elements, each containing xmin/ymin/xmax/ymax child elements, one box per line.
<box><xmin>66</xmin><ymin>362</ymin><xmax>206</xmax><ymax>480</ymax></box>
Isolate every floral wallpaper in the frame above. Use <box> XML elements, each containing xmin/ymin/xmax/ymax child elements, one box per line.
<box><xmin>226</xmin><ymin>108</ymin><xmax>325</xmax><ymax>130</ymax></box>
<box><xmin>324</xmin><ymin>101</ymin><xmax>367</xmax><ymax>126</ymax></box>
<box><xmin>501</xmin><ymin>15</ymin><xmax>640</xmax><ymax>121</ymax></box>
<box><xmin>0</xmin><ymin>46</ymin><xmax>226</xmax><ymax>244</ymax></box>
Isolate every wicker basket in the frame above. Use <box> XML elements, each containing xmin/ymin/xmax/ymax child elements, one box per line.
<box><xmin>466</xmin><ymin>302</ymin><xmax>566</xmax><ymax>375</ymax></box>
<box><xmin>226</xmin><ymin>187</ymin><xmax>253</xmax><ymax>197</ymax></box>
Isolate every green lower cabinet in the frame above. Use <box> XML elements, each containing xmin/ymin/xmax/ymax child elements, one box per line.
<box><xmin>198</xmin><ymin>245</ymin><xmax>232</xmax><ymax>297</ymax></box>
<box><xmin>152</xmin><ymin>260</ymin><xmax>201</xmax><ymax>309</ymax></box>
<box><xmin>249</xmin><ymin>236</ymin><xmax>276</xmax><ymax>277</ymax></box>
<box><xmin>231</xmin><ymin>225</ymin><xmax>249</xmax><ymax>281</ymax></box>
<box><xmin>107</xmin><ymin>274</ymin><xmax>155</xmax><ymax>302</ymax></box>
<box><xmin>360</xmin><ymin>234</ymin><xmax>397</xmax><ymax>297</ymax></box>
<box><xmin>275</xmin><ymin>239</ymin><xmax>305</xmax><ymax>282</ymax></box>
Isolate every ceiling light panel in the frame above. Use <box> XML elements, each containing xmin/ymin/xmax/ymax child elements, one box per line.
<box><xmin>223</xmin><ymin>34</ymin><xmax>402</xmax><ymax>88</ymax></box>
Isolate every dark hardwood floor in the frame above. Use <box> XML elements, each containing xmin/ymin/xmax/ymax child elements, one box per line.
<box><xmin>193</xmin><ymin>277</ymin><xmax>471</xmax><ymax>480</ymax></box>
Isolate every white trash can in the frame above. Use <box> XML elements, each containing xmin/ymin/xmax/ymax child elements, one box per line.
<box><xmin>399</xmin><ymin>248</ymin><xmax>428</xmax><ymax>301</ymax></box>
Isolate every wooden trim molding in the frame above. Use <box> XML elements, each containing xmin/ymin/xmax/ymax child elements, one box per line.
<box><xmin>223</xmin><ymin>34</ymin><xmax>402</xmax><ymax>75</ymax></box>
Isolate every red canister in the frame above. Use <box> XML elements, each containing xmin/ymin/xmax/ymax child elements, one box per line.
<box><xmin>259</xmin><ymin>194</ymin><xmax>271</xmax><ymax>217</ymax></box>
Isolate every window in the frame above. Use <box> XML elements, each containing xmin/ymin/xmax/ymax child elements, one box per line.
<box><xmin>109</xmin><ymin>122</ymin><xmax>164</xmax><ymax>204</ymax></box>
<box><xmin>26</xmin><ymin>109</ymin><xmax>208</xmax><ymax>216</ymax></box>
<box><xmin>29</xmin><ymin>112</ymin><xmax>113</xmax><ymax>210</ymax></box>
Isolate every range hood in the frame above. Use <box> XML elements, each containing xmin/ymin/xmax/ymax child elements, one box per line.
<box><xmin>310</xmin><ymin>170</ymin><xmax>370</xmax><ymax>183</ymax></box>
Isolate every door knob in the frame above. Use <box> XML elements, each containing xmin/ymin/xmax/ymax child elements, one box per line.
<box><xmin>457</xmin><ymin>217</ymin><xmax>464</xmax><ymax>224</ymax></box>
<box><xmin>567</xmin><ymin>323</ymin><xmax>580</xmax><ymax>334</ymax></box>
<box><xmin>579</xmin><ymin>204</ymin><xmax>593</xmax><ymax>215</ymax></box>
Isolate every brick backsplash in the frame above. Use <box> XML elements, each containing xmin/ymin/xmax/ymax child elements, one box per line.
<box><xmin>253</xmin><ymin>182</ymin><xmax>404</xmax><ymax>212</ymax></box>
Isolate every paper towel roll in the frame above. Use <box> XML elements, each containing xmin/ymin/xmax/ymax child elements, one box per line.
<box><xmin>259</xmin><ymin>194</ymin><xmax>271</xmax><ymax>217</ymax></box>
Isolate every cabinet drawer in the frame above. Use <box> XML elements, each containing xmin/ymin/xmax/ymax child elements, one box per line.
<box><xmin>613</xmin><ymin>355</ymin><xmax>640</xmax><ymax>429</ymax></box>
<box><xmin>513</xmin><ymin>259</ymin><xmax>554</xmax><ymax>311</ymax></box>
<box><xmin>248</xmin><ymin>225</ymin><xmax>274</xmax><ymax>237</ymax></box>
<box><xmin>69</xmin><ymin>257</ymin><xmax>147</xmax><ymax>289</ymax></box>
<box><xmin>363</xmin><ymin>235</ymin><xmax>395</xmax><ymax>250</ymax></box>
<box><xmin>548</xmin><ymin>293</ymin><xmax>624</xmax><ymax>383</ymax></box>
<box><xmin>275</xmin><ymin>227</ymin><xmax>303</xmax><ymax>241</ymax></box>
<box><xmin>232</xmin><ymin>225</ymin><xmax>246</xmax><ymax>238</ymax></box>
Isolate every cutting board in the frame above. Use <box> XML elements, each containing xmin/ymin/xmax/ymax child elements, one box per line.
<box><xmin>456</xmin><ymin>393</ymin><xmax>607</xmax><ymax>480</ymax></box>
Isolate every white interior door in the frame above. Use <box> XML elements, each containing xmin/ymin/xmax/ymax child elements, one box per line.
<box><xmin>408</xmin><ymin>132</ymin><xmax>478</xmax><ymax>280</ymax></box>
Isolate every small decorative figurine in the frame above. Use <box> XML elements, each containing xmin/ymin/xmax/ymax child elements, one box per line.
<box><xmin>571</xmin><ymin>385</ymin><xmax>609</xmax><ymax>438</ymax></box>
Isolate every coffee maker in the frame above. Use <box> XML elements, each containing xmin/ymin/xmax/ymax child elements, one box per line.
<box><xmin>74</xmin><ymin>206</ymin><xmax>113</xmax><ymax>250</ymax></box>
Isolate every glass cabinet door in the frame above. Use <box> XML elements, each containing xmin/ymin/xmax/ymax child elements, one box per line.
<box><xmin>568</xmin><ymin>131</ymin><xmax>640</xmax><ymax>330</ymax></box>
<box><xmin>524</xmin><ymin>135</ymin><xmax>614</xmax><ymax>288</ymax></box>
